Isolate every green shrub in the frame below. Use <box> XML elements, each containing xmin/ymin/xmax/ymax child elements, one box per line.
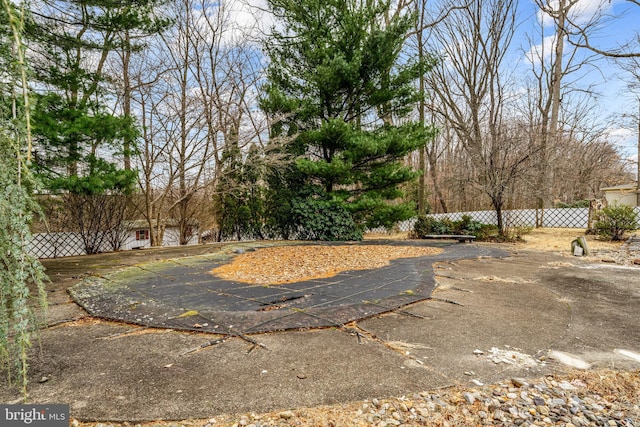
<box><xmin>594</xmin><ymin>204</ymin><xmax>639</xmax><ymax>241</ymax></box>
<box><xmin>474</xmin><ymin>224</ymin><xmax>499</xmax><ymax>240</ymax></box>
<box><xmin>457</xmin><ymin>215</ymin><xmax>484</xmax><ymax>235</ymax></box>
<box><xmin>411</xmin><ymin>215</ymin><xmax>495</xmax><ymax>240</ymax></box>
<box><xmin>412</xmin><ymin>215</ymin><xmax>439</xmax><ymax>237</ymax></box>
<box><xmin>434</xmin><ymin>218</ymin><xmax>453</xmax><ymax>234</ymax></box>
<box><xmin>291</xmin><ymin>197</ymin><xmax>362</xmax><ymax>241</ymax></box>
<box><xmin>554</xmin><ymin>200</ymin><xmax>590</xmax><ymax>208</ymax></box>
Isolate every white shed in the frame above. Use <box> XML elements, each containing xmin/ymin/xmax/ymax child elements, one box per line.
<box><xmin>600</xmin><ymin>183</ymin><xmax>640</xmax><ymax>207</ymax></box>
<box><xmin>123</xmin><ymin>219</ymin><xmax>199</xmax><ymax>250</ymax></box>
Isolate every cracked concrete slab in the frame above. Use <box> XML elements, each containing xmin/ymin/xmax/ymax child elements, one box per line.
<box><xmin>21</xmin><ymin>323</ymin><xmax>453</xmax><ymax>421</ymax></box>
<box><xmin>0</xmin><ymin>243</ymin><xmax>638</xmax><ymax>422</ymax></box>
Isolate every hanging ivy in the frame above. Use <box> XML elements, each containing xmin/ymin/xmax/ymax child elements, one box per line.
<box><xmin>0</xmin><ymin>0</ymin><xmax>47</xmax><ymax>401</ymax></box>
<box><xmin>0</xmin><ymin>139</ymin><xmax>48</xmax><ymax>399</ymax></box>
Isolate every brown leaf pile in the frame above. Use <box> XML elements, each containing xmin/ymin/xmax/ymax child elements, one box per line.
<box><xmin>211</xmin><ymin>244</ymin><xmax>443</xmax><ymax>285</ymax></box>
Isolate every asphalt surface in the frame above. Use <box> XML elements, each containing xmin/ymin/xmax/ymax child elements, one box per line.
<box><xmin>0</xmin><ymin>241</ymin><xmax>639</xmax><ymax>422</ymax></box>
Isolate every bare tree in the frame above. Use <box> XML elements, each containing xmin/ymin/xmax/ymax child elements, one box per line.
<box><xmin>62</xmin><ymin>193</ymin><xmax>131</xmax><ymax>254</ymax></box>
<box><xmin>413</xmin><ymin>0</ymin><xmax>440</xmax><ymax>214</ymax></box>
<box><xmin>121</xmin><ymin>0</ymin><xmax>266</xmax><ymax>246</ymax></box>
<box><xmin>424</xmin><ymin>0</ymin><xmax>534</xmax><ymax>235</ymax></box>
<box><xmin>527</xmin><ymin>0</ymin><xmax>603</xmax><ymax>224</ymax></box>
<box><xmin>620</xmin><ymin>57</ymin><xmax>640</xmax><ymax>91</ymax></box>
<box><xmin>549</xmin><ymin>0</ymin><xmax>640</xmax><ymax>199</ymax></box>
<box><xmin>406</xmin><ymin>0</ymin><xmax>475</xmax><ymax>214</ymax></box>
<box><xmin>187</xmin><ymin>0</ymin><xmax>266</xmax><ymax>242</ymax></box>
<box><xmin>561</xmin><ymin>0</ymin><xmax>640</xmax><ymax>58</ymax></box>
<box><xmin>121</xmin><ymin>38</ymin><xmax>177</xmax><ymax>246</ymax></box>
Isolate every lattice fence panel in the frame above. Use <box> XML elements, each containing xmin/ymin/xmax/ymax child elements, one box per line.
<box><xmin>538</xmin><ymin>208</ymin><xmax>590</xmax><ymax>228</ymax></box>
<box><xmin>390</xmin><ymin>207</ymin><xmax>640</xmax><ymax>233</ymax></box>
<box><xmin>29</xmin><ymin>232</ymin><xmax>87</xmax><ymax>259</ymax></box>
<box><xmin>421</xmin><ymin>208</ymin><xmax>590</xmax><ymax>228</ymax></box>
<box><xmin>29</xmin><ymin>208</ymin><xmax>640</xmax><ymax>258</ymax></box>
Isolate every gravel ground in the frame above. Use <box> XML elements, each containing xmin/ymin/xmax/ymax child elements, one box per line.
<box><xmin>71</xmin><ymin>370</ymin><xmax>639</xmax><ymax>427</ymax></box>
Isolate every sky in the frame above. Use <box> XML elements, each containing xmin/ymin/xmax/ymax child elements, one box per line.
<box><xmin>226</xmin><ymin>0</ymin><xmax>640</xmax><ymax>165</ymax></box>
<box><xmin>516</xmin><ymin>0</ymin><xmax>640</xmax><ymax>164</ymax></box>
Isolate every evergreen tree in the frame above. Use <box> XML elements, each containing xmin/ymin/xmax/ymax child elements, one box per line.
<box><xmin>261</xmin><ymin>0</ymin><xmax>435</xmax><ymax>239</ymax></box>
<box><xmin>214</xmin><ymin>142</ymin><xmax>265</xmax><ymax>241</ymax></box>
<box><xmin>26</xmin><ymin>0</ymin><xmax>169</xmax><ymax>192</ymax></box>
<box><xmin>25</xmin><ymin>0</ymin><xmax>169</xmax><ymax>252</ymax></box>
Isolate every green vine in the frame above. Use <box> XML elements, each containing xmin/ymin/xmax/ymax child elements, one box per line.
<box><xmin>0</xmin><ymin>0</ymin><xmax>47</xmax><ymax>401</ymax></box>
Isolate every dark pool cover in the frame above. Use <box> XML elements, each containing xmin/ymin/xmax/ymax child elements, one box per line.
<box><xmin>69</xmin><ymin>241</ymin><xmax>506</xmax><ymax>335</ymax></box>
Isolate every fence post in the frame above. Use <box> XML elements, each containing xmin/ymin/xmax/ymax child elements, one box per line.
<box><xmin>536</xmin><ymin>207</ymin><xmax>544</xmax><ymax>228</ymax></box>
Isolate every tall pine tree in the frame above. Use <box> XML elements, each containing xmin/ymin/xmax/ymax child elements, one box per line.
<box><xmin>25</xmin><ymin>1</ymin><xmax>169</xmax><ymax>252</ymax></box>
<box><xmin>261</xmin><ymin>0</ymin><xmax>435</xmax><ymax>239</ymax></box>
<box><xmin>27</xmin><ymin>0</ymin><xmax>170</xmax><ymax>192</ymax></box>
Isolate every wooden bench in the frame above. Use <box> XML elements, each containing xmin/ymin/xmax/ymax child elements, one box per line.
<box><xmin>421</xmin><ymin>234</ymin><xmax>476</xmax><ymax>243</ymax></box>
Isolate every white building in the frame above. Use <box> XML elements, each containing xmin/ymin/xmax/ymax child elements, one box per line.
<box><xmin>600</xmin><ymin>183</ymin><xmax>640</xmax><ymax>207</ymax></box>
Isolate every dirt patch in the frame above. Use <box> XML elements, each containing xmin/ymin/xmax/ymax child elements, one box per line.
<box><xmin>367</xmin><ymin>228</ymin><xmax>627</xmax><ymax>254</ymax></box>
<box><xmin>512</xmin><ymin>227</ymin><xmax>623</xmax><ymax>252</ymax></box>
<box><xmin>211</xmin><ymin>244</ymin><xmax>443</xmax><ymax>285</ymax></box>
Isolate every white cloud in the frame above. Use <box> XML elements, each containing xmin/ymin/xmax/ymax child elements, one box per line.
<box><xmin>609</xmin><ymin>127</ymin><xmax>634</xmax><ymax>141</ymax></box>
<box><xmin>607</xmin><ymin>126</ymin><xmax>638</xmax><ymax>161</ymax></box>
<box><xmin>536</xmin><ymin>0</ymin><xmax>614</xmax><ymax>28</ymax></box>
<box><xmin>223</xmin><ymin>0</ymin><xmax>274</xmax><ymax>43</ymax></box>
<box><xmin>188</xmin><ymin>0</ymin><xmax>274</xmax><ymax>47</ymax></box>
<box><xmin>525</xmin><ymin>0</ymin><xmax>621</xmax><ymax>65</ymax></box>
<box><xmin>525</xmin><ymin>34</ymin><xmax>558</xmax><ymax>64</ymax></box>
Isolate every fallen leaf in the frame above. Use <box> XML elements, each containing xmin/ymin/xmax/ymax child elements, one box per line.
<box><xmin>211</xmin><ymin>245</ymin><xmax>443</xmax><ymax>285</ymax></box>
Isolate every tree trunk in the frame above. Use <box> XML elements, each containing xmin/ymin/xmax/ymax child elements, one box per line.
<box><xmin>427</xmin><ymin>145</ymin><xmax>448</xmax><ymax>213</ymax></box>
<box><xmin>492</xmin><ymin>195</ymin><xmax>505</xmax><ymax>237</ymax></box>
<box><xmin>122</xmin><ymin>30</ymin><xmax>132</xmax><ymax>171</ymax></box>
